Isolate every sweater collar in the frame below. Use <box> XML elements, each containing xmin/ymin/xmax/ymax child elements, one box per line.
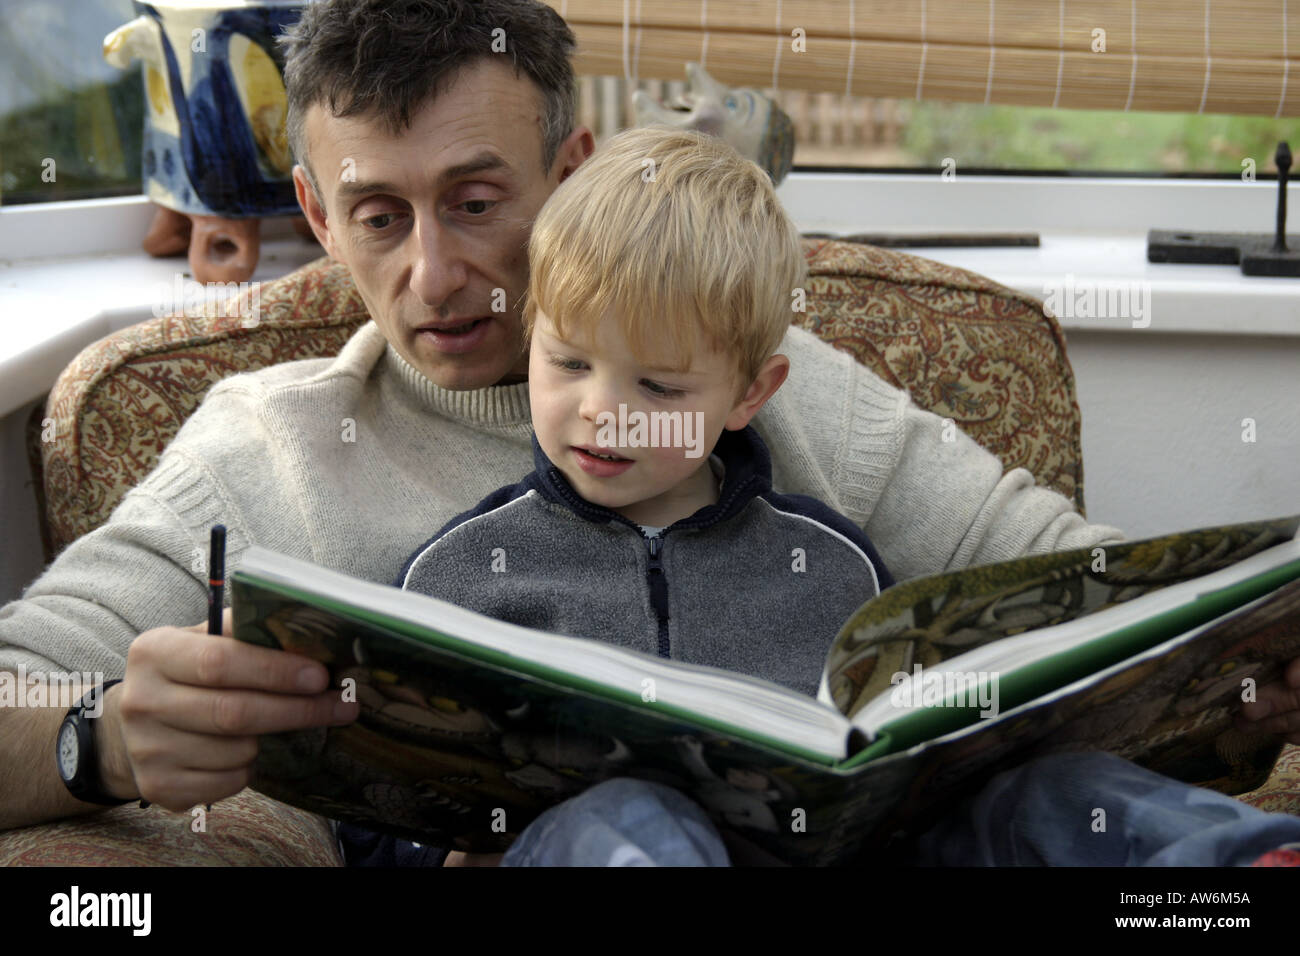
<box><xmin>384</xmin><ymin>340</ymin><xmax>532</xmax><ymax>428</ymax></box>
<box><xmin>529</xmin><ymin>425</ymin><xmax>772</xmax><ymax>532</ymax></box>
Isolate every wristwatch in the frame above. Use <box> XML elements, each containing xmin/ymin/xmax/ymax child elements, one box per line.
<box><xmin>56</xmin><ymin>678</ymin><xmax>135</xmax><ymax>806</ymax></box>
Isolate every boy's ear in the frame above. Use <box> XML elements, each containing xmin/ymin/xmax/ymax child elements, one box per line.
<box><xmin>724</xmin><ymin>354</ymin><xmax>790</xmax><ymax>431</ymax></box>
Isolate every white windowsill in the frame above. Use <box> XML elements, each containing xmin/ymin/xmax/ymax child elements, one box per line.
<box><xmin>2</xmin><ymin>176</ymin><xmax>1297</xmax><ymax>419</ymax></box>
<box><xmin>0</xmin><ymin>202</ymin><xmax>325</xmax><ymax>418</ymax></box>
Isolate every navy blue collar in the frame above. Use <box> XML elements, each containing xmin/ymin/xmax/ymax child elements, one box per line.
<box><xmin>528</xmin><ymin>425</ymin><xmax>772</xmax><ymax>533</ymax></box>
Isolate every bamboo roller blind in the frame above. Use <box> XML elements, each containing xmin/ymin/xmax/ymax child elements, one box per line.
<box><xmin>546</xmin><ymin>0</ymin><xmax>1298</xmax><ymax>118</ymax></box>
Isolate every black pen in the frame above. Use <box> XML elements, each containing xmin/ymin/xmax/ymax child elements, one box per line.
<box><xmin>138</xmin><ymin>524</ymin><xmax>225</xmax><ymax>813</ymax></box>
<box><xmin>203</xmin><ymin>524</ymin><xmax>226</xmax><ymax>814</ymax></box>
<box><xmin>208</xmin><ymin>524</ymin><xmax>226</xmax><ymax>636</ymax></box>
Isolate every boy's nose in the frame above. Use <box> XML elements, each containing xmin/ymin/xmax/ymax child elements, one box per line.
<box><xmin>578</xmin><ymin>381</ymin><xmax>623</xmax><ymax>424</ymax></box>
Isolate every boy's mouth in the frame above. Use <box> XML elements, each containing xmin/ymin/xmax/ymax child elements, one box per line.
<box><xmin>572</xmin><ymin>445</ymin><xmax>635</xmax><ymax>476</ymax></box>
<box><xmin>573</xmin><ymin>445</ymin><xmax>630</xmax><ymax>462</ymax></box>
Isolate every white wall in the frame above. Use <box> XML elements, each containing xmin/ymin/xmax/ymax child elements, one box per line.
<box><xmin>1066</xmin><ymin>329</ymin><xmax>1300</xmax><ymax>539</ymax></box>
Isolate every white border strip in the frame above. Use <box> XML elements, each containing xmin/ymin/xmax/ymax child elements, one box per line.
<box><xmin>1198</xmin><ymin>0</ymin><xmax>1213</xmax><ymax>113</ymax></box>
<box><xmin>1278</xmin><ymin>0</ymin><xmax>1290</xmax><ymax>118</ymax></box>
<box><xmin>1052</xmin><ymin>0</ymin><xmax>1065</xmax><ymax>109</ymax></box>
<box><xmin>984</xmin><ymin>0</ymin><xmax>997</xmax><ymax>105</ymax></box>
<box><xmin>916</xmin><ymin>0</ymin><xmax>928</xmax><ymax>100</ymax></box>
<box><xmin>1124</xmin><ymin>0</ymin><xmax>1138</xmax><ymax>111</ymax></box>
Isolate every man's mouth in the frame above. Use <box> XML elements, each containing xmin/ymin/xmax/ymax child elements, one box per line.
<box><xmin>415</xmin><ymin>317</ymin><xmax>496</xmax><ymax>354</ymax></box>
<box><xmin>420</xmin><ymin>317</ymin><xmax>488</xmax><ymax>335</ymax></box>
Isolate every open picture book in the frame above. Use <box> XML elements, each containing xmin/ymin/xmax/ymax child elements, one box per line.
<box><xmin>230</xmin><ymin>513</ymin><xmax>1300</xmax><ymax>865</ymax></box>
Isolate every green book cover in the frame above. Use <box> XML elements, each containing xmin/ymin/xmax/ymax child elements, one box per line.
<box><xmin>231</xmin><ymin>513</ymin><xmax>1300</xmax><ymax>865</ymax></box>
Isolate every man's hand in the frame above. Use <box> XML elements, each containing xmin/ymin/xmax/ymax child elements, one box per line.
<box><xmin>103</xmin><ymin>608</ymin><xmax>359</xmax><ymax>810</ymax></box>
<box><xmin>1235</xmin><ymin>656</ymin><xmax>1300</xmax><ymax>744</ymax></box>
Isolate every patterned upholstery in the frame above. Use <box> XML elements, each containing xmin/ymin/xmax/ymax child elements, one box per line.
<box><xmin>0</xmin><ymin>788</ymin><xmax>339</xmax><ymax>866</ymax></box>
<box><xmin>798</xmin><ymin>239</ymin><xmax>1086</xmax><ymax>516</ymax></box>
<box><xmin>28</xmin><ymin>261</ymin><xmax>370</xmax><ymax>560</ymax></box>
<box><xmin>9</xmin><ymin>240</ymin><xmax>1294</xmax><ymax>864</ymax></box>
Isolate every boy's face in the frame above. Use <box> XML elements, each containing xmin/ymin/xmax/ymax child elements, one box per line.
<box><xmin>528</xmin><ymin>308</ymin><xmax>756</xmax><ymax>526</ymax></box>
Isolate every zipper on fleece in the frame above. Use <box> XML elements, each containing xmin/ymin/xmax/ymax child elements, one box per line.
<box><xmin>644</xmin><ymin>533</ymin><xmax>671</xmax><ymax>658</ymax></box>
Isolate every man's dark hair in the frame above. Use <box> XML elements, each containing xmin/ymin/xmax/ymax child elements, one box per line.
<box><xmin>279</xmin><ymin>0</ymin><xmax>577</xmax><ymax>202</ymax></box>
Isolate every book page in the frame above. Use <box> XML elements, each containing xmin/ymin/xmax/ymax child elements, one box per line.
<box><xmin>823</xmin><ymin>515</ymin><xmax>1300</xmax><ymax>724</ymax></box>
<box><xmin>848</xmin><ymin>537</ymin><xmax>1300</xmax><ymax>737</ymax></box>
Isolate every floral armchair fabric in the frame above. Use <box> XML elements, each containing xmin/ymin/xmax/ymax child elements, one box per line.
<box><xmin>11</xmin><ymin>241</ymin><xmax>1295</xmax><ymax>865</ymax></box>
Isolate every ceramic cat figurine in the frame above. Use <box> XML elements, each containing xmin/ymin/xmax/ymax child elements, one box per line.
<box><xmin>632</xmin><ymin>62</ymin><xmax>795</xmax><ymax>185</ymax></box>
<box><xmin>103</xmin><ymin>1</ymin><xmax>306</xmax><ymax>284</ymax></box>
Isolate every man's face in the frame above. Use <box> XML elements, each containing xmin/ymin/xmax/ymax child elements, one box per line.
<box><xmin>294</xmin><ymin>58</ymin><xmax>590</xmax><ymax>389</ymax></box>
<box><xmin>528</xmin><ymin>308</ymin><xmax>752</xmax><ymax>527</ymax></box>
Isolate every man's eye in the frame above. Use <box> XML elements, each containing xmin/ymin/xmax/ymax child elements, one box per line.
<box><xmin>461</xmin><ymin>199</ymin><xmax>495</xmax><ymax>215</ymax></box>
<box><xmin>643</xmin><ymin>380</ymin><xmax>684</xmax><ymax>398</ymax></box>
<box><xmin>362</xmin><ymin>213</ymin><xmax>398</xmax><ymax>230</ymax></box>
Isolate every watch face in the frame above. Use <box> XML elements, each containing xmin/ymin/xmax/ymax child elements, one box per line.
<box><xmin>57</xmin><ymin>721</ymin><xmax>79</xmax><ymax>781</ymax></box>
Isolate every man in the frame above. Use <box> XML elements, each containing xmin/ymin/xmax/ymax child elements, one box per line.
<box><xmin>1</xmin><ymin>0</ymin><xmax>1296</xmax><ymax>864</ymax></box>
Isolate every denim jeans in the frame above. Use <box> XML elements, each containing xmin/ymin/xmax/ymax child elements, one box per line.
<box><xmin>500</xmin><ymin>776</ymin><xmax>731</xmax><ymax>866</ymax></box>
<box><xmin>907</xmin><ymin>751</ymin><xmax>1300</xmax><ymax>866</ymax></box>
<box><xmin>497</xmin><ymin>752</ymin><xmax>1300</xmax><ymax>866</ymax></box>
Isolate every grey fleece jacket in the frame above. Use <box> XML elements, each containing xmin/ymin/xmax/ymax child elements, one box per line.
<box><xmin>398</xmin><ymin>425</ymin><xmax>896</xmax><ymax>698</ymax></box>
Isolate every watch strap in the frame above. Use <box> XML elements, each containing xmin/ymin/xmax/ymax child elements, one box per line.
<box><xmin>59</xmin><ymin>678</ymin><xmax>137</xmax><ymax>806</ymax></box>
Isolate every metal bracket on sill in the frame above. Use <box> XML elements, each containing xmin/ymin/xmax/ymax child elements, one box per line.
<box><xmin>1148</xmin><ymin>142</ymin><xmax>1299</xmax><ymax>278</ymax></box>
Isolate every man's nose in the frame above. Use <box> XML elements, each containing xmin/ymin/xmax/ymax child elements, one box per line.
<box><xmin>408</xmin><ymin>215</ymin><xmax>469</xmax><ymax>306</ymax></box>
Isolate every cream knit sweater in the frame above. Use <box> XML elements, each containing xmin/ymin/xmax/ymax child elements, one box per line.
<box><xmin>0</xmin><ymin>321</ymin><xmax>1125</xmax><ymax>676</ymax></box>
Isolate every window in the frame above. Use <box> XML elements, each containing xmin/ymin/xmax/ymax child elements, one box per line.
<box><xmin>592</xmin><ymin>79</ymin><xmax>1297</xmax><ymax>177</ymax></box>
<box><xmin>0</xmin><ymin>0</ymin><xmax>143</xmax><ymax>205</ymax></box>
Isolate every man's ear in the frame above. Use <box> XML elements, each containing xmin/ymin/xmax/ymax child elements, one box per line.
<box><xmin>553</xmin><ymin>126</ymin><xmax>596</xmax><ymax>185</ymax></box>
<box><xmin>293</xmin><ymin>165</ymin><xmax>341</xmax><ymax>260</ymax></box>
<box><xmin>724</xmin><ymin>354</ymin><xmax>790</xmax><ymax>431</ymax></box>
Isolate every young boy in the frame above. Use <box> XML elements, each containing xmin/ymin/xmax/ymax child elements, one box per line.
<box><xmin>396</xmin><ymin>125</ymin><xmax>894</xmax><ymax>699</ymax></box>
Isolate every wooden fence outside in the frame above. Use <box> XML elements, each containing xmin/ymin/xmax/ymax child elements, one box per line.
<box><xmin>577</xmin><ymin>76</ymin><xmax>910</xmax><ymax>167</ymax></box>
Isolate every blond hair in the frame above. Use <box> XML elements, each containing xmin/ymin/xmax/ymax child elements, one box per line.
<box><xmin>524</xmin><ymin>126</ymin><xmax>806</xmax><ymax>390</ymax></box>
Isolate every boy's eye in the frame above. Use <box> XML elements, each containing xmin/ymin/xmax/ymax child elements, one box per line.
<box><xmin>548</xmin><ymin>355</ymin><xmax>585</xmax><ymax>371</ymax></box>
<box><xmin>642</xmin><ymin>379</ymin><xmax>685</xmax><ymax>398</ymax></box>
